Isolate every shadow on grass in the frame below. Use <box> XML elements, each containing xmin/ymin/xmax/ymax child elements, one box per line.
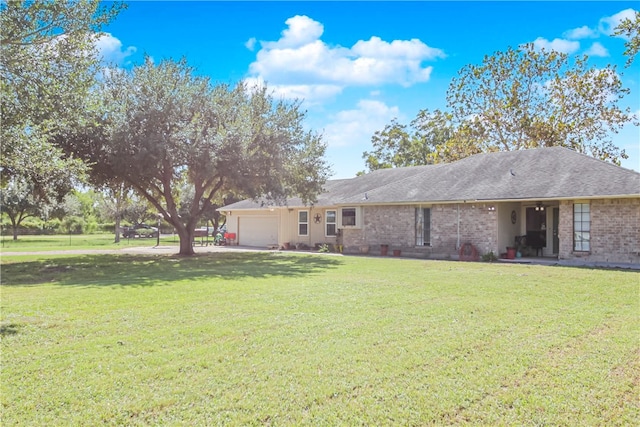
<box><xmin>1</xmin><ymin>252</ymin><xmax>343</xmax><ymax>287</ymax></box>
<box><xmin>0</xmin><ymin>323</ymin><xmax>22</xmax><ymax>336</ymax></box>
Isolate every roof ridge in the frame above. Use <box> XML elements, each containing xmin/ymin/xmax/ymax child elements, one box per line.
<box><xmin>558</xmin><ymin>146</ymin><xmax>640</xmax><ymax>175</ymax></box>
<box><xmin>464</xmin><ymin>146</ymin><xmax>639</xmax><ymax>173</ymax></box>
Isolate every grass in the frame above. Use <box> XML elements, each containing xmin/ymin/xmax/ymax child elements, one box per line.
<box><xmin>1</xmin><ymin>252</ymin><xmax>639</xmax><ymax>426</ymax></box>
<box><xmin>0</xmin><ymin>233</ymin><xmax>180</xmax><ymax>252</ymax></box>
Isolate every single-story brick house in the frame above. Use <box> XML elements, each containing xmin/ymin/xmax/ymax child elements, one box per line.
<box><xmin>219</xmin><ymin>147</ymin><xmax>640</xmax><ymax>265</ymax></box>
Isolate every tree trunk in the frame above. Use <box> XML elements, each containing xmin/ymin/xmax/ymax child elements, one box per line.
<box><xmin>177</xmin><ymin>228</ymin><xmax>195</xmax><ymax>256</ymax></box>
<box><xmin>10</xmin><ymin>218</ymin><xmax>18</xmax><ymax>240</ymax></box>
<box><xmin>114</xmin><ymin>216</ymin><xmax>121</xmax><ymax>243</ymax></box>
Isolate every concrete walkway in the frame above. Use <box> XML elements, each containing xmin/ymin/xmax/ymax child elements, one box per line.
<box><xmin>498</xmin><ymin>256</ymin><xmax>640</xmax><ymax>270</ymax></box>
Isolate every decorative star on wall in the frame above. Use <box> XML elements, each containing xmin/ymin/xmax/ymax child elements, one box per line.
<box><xmin>314</xmin><ymin>213</ymin><xmax>322</xmax><ymax>224</ymax></box>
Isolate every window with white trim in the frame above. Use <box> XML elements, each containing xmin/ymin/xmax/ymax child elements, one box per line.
<box><xmin>416</xmin><ymin>208</ymin><xmax>431</xmax><ymax>246</ymax></box>
<box><xmin>326</xmin><ymin>210</ymin><xmax>337</xmax><ymax>236</ymax></box>
<box><xmin>298</xmin><ymin>210</ymin><xmax>308</xmax><ymax>236</ymax></box>
<box><xmin>338</xmin><ymin>207</ymin><xmax>361</xmax><ymax>228</ymax></box>
<box><xmin>573</xmin><ymin>203</ymin><xmax>590</xmax><ymax>251</ymax></box>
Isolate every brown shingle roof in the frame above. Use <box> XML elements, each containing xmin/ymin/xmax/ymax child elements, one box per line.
<box><xmin>221</xmin><ymin>147</ymin><xmax>640</xmax><ymax>210</ymax></box>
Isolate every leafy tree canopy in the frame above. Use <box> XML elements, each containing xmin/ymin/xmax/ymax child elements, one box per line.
<box><xmin>1</xmin><ymin>0</ymin><xmax>122</xmax><ymax>196</ymax></box>
<box><xmin>0</xmin><ymin>176</ymin><xmax>44</xmax><ymax>240</ymax></box>
<box><xmin>364</xmin><ymin>44</ymin><xmax>636</xmax><ymax>171</ymax></box>
<box><xmin>363</xmin><ymin>110</ymin><xmax>456</xmax><ymax>171</ymax></box>
<box><xmin>60</xmin><ymin>58</ymin><xmax>330</xmax><ymax>255</ymax></box>
<box><xmin>613</xmin><ymin>10</ymin><xmax>640</xmax><ymax>67</ymax></box>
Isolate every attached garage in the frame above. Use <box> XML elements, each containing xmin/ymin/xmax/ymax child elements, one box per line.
<box><xmin>237</xmin><ymin>216</ymin><xmax>279</xmax><ymax>247</ymax></box>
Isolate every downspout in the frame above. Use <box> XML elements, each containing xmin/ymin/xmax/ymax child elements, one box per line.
<box><xmin>456</xmin><ymin>203</ymin><xmax>460</xmax><ymax>250</ymax></box>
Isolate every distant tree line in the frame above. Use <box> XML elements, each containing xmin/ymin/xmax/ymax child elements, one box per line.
<box><xmin>2</xmin><ymin>187</ymin><xmax>149</xmax><ymax>238</ymax></box>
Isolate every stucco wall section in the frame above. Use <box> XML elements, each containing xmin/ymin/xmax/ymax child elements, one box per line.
<box><xmin>559</xmin><ymin>198</ymin><xmax>640</xmax><ymax>264</ymax></box>
<box><xmin>277</xmin><ymin>207</ymin><xmax>340</xmax><ymax>248</ymax></box>
<box><xmin>497</xmin><ymin>202</ymin><xmax>522</xmax><ymax>255</ymax></box>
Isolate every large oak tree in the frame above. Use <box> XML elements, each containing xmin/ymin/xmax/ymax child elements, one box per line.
<box><xmin>61</xmin><ymin>58</ymin><xmax>330</xmax><ymax>255</ymax></box>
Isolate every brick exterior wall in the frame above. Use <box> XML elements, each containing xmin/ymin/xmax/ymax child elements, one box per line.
<box><xmin>558</xmin><ymin>198</ymin><xmax>640</xmax><ymax>264</ymax></box>
<box><xmin>432</xmin><ymin>204</ymin><xmax>499</xmax><ymax>258</ymax></box>
<box><xmin>341</xmin><ymin>205</ymin><xmax>414</xmax><ymax>254</ymax></box>
<box><xmin>342</xmin><ymin>204</ymin><xmax>499</xmax><ymax>259</ymax></box>
<box><xmin>342</xmin><ymin>198</ymin><xmax>639</xmax><ymax>265</ymax></box>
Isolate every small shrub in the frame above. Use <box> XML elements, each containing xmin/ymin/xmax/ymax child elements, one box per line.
<box><xmin>317</xmin><ymin>243</ymin><xmax>330</xmax><ymax>253</ymax></box>
<box><xmin>97</xmin><ymin>223</ymin><xmax>117</xmax><ymax>233</ymax></box>
<box><xmin>59</xmin><ymin>216</ymin><xmax>85</xmax><ymax>234</ymax></box>
<box><xmin>44</xmin><ymin>218</ymin><xmax>62</xmax><ymax>234</ymax></box>
<box><xmin>482</xmin><ymin>251</ymin><xmax>499</xmax><ymax>262</ymax></box>
<box><xmin>84</xmin><ymin>220</ymin><xmax>98</xmax><ymax>234</ymax></box>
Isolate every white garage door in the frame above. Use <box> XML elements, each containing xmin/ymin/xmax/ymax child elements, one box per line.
<box><xmin>238</xmin><ymin>216</ymin><xmax>279</xmax><ymax>247</ymax></box>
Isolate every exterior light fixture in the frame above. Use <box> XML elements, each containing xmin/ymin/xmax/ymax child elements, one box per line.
<box><xmin>487</xmin><ymin>206</ymin><xmax>496</xmax><ymax>211</ymax></box>
<box><xmin>535</xmin><ymin>202</ymin><xmax>545</xmax><ymax>211</ymax></box>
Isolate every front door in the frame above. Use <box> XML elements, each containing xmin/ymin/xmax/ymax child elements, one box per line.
<box><xmin>553</xmin><ymin>207</ymin><xmax>559</xmax><ymax>254</ymax></box>
<box><xmin>525</xmin><ymin>207</ymin><xmax>547</xmax><ymax>255</ymax></box>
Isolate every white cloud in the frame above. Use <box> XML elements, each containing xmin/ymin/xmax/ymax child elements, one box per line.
<box><xmin>271</xmin><ymin>84</ymin><xmax>344</xmax><ymax>103</ymax></box>
<box><xmin>243</xmin><ymin>76</ymin><xmax>343</xmax><ymax>105</ymax></box>
<box><xmin>96</xmin><ymin>33</ymin><xmax>136</xmax><ymax>64</ymax></box>
<box><xmin>352</xmin><ymin>36</ymin><xmax>444</xmax><ymax>60</ymax></box>
<box><xmin>531</xmin><ymin>37</ymin><xmax>580</xmax><ymax>54</ymax></box>
<box><xmin>533</xmin><ymin>8</ymin><xmax>637</xmax><ymax>58</ymax></box>
<box><xmin>584</xmin><ymin>42</ymin><xmax>609</xmax><ymax>57</ymax></box>
<box><xmin>263</xmin><ymin>15</ymin><xmax>324</xmax><ymax>49</ymax></box>
<box><xmin>247</xmin><ymin>15</ymin><xmax>445</xmax><ymax>103</ymax></box>
<box><xmin>323</xmin><ymin>100</ymin><xmax>400</xmax><ymax>148</ymax></box>
<box><xmin>563</xmin><ymin>26</ymin><xmax>597</xmax><ymax>40</ymax></box>
<box><xmin>599</xmin><ymin>8</ymin><xmax>637</xmax><ymax>37</ymax></box>
<box><xmin>245</xmin><ymin>37</ymin><xmax>257</xmax><ymax>51</ymax></box>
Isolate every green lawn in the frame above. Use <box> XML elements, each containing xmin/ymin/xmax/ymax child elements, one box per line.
<box><xmin>0</xmin><ymin>233</ymin><xmax>180</xmax><ymax>252</ymax></box>
<box><xmin>1</xmin><ymin>252</ymin><xmax>638</xmax><ymax>426</ymax></box>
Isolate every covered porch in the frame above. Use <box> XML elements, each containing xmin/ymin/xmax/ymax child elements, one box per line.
<box><xmin>497</xmin><ymin>200</ymin><xmax>560</xmax><ymax>259</ymax></box>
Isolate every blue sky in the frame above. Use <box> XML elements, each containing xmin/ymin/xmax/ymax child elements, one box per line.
<box><xmin>99</xmin><ymin>1</ymin><xmax>639</xmax><ymax>178</ymax></box>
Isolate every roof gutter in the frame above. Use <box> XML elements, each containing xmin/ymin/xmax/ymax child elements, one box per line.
<box><xmin>332</xmin><ymin>193</ymin><xmax>640</xmax><ymax>207</ymax></box>
<box><xmin>218</xmin><ymin>193</ymin><xmax>639</xmax><ymax>212</ymax></box>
